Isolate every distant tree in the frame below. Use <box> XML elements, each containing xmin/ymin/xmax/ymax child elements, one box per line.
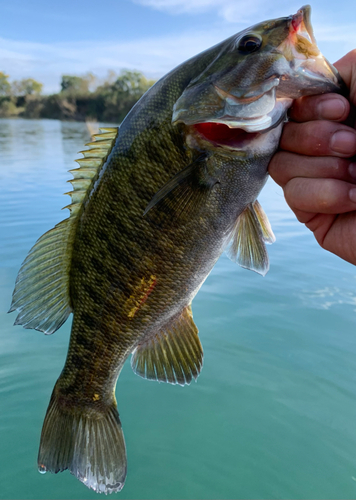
<box><xmin>60</xmin><ymin>73</ymin><xmax>96</xmax><ymax>95</ymax></box>
<box><xmin>61</xmin><ymin>75</ymin><xmax>87</xmax><ymax>94</ymax></box>
<box><xmin>96</xmin><ymin>70</ymin><xmax>155</xmax><ymax>121</ymax></box>
<box><xmin>0</xmin><ymin>72</ymin><xmax>11</xmax><ymax>96</ymax></box>
<box><xmin>85</xmin><ymin>72</ymin><xmax>97</xmax><ymax>92</ymax></box>
<box><xmin>12</xmin><ymin>78</ymin><xmax>43</xmax><ymax>96</ymax></box>
<box><xmin>0</xmin><ymin>68</ymin><xmax>155</xmax><ymax>122</ymax></box>
<box><xmin>112</xmin><ymin>70</ymin><xmax>155</xmax><ymax>97</ymax></box>
<box><xmin>104</xmin><ymin>70</ymin><xmax>118</xmax><ymax>85</ymax></box>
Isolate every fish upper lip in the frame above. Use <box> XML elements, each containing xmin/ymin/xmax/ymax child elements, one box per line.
<box><xmin>291</xmin><ymin>5</ymin><xmax>316</xmax><ymax>45</ymax></box>
<box><xmin>214</xmin><ymin>85</ymin><xmax>266</xmax><ymax>104</ymax></box>
<box><xmin>214</xmin><ymin>76</ymin><xmax>280</xmax><ymax>102</ymax></box>
<box><xmin>208</xmin><ymin>83</ymin><xmax>289</xmax><ymax>132</ymax></box>
<box><xmin>214</xmin><ymin>85</ymin><xmax>264</xmax><ymax>105</ymax></box>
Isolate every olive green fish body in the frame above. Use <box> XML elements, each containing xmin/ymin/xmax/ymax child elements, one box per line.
<box><xmin>10</xmin><ymin>6</ymin><xmax>344</xmax><ymax>494</ymax></box>
<box><xmin>62</xmin><ymin>94</ymin><xmax>275</xmax><ymax>402</ymax></box>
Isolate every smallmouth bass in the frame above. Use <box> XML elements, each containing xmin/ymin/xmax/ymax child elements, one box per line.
<box><xmin>9</xmin><ymin>6</ymin><xmax>344</xmax><ymax>494</ymax></box>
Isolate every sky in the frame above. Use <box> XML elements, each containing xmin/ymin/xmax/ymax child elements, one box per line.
<box><xmin>1</xmin><ymin>0</ymin><xmax>356</xmax><ymax>93</ymax></box>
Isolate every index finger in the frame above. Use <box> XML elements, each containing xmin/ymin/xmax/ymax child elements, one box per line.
<box><xmin>289</xmin><ymin>49</ymin><xmax>356</xmax><ymax>123</ymax></box>
<box><xmin>289</xmin><ymin>93</ymin><xmax>350</xmax><ymax>122</ymax></box>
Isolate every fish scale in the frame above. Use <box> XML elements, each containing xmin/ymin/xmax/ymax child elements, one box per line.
<box><xmin>9</xmin><ymin>6</ymin><xmax>344</xmax><ymax>494</ymax></box>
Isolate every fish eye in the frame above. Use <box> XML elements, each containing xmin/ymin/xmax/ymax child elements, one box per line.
<box><xmin>237</xmin><ymin>35</ymin><xmax>262</xmax><ymax>54</ymax></box>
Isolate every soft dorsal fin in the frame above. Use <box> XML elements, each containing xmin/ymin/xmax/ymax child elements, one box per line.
<box><xmin>9</xmin><ymin>128</ymin><xmax>119</xmax><ymax>334</ymax></box>
<box><xmin>226</xmin><ymin>200</ymin><xmax>275</xmax><ymax>276</ymax></box>
<box><xmin>131</xmin><ymin>305</ymin><xmax>203</xmax><ymax>386</ymax></box>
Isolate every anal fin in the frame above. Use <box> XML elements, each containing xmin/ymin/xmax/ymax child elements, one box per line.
<box><xmin>131</xmin><ymin>305</ymin><xmax>203</xmax><ymax>386</ymax></box>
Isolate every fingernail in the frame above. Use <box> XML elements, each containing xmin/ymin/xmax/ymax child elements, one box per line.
<box><xmin>348</xmin><ymin>163</ymin><xmax>356</xmax><ymax>179</ymax></box>
<box><xmin>318</xmin><ymin>97</ymin><xmax>346</xmax><ymax>120</ymax></box>
<box><xmin>349</xmin><ymin>187</ymin><xmax>356</xmax><ymax>203</ymax></box>
<box><xmin>330</xmin><ymin>130</ymin><xmax>356</xmax><ymax>155</ymax></box>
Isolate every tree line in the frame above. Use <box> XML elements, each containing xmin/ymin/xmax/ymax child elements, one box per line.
<box><xmin>0</xmin><ymin>71</ymin><xmax>156</xmax><ymax>122</ymax></box>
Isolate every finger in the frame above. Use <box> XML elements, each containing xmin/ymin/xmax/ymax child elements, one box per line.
<box><xmin>289</xmin><ymin>208</ymin><xmax>356</xmax><ymax>266</ymax></box>
<box><xmin>304</xmin><ymin>212</ymin><xmax>337</xmax><ymax>235</ymax></box>
<box><xmin>269</xmin><ymin>152</ymin><xmax>356</xmax><ymax>187</ymax></box>
<box><xmin>279</xmin><ymin>120</ymin><xmax>356</xmax><ymax>157</ymax></box>
<box><xmin>334</xmin><ymin>50</ymin><xmax>356</xmax><ymax>106</ymax></box>
<box><xmin>289</xmin><ymin>94</ymin><xmax>350</xmax><ymax>122</ymax></box>
<box><xmin>284</xmin><ymin>177</ymin><xmax>356</xmax><ymax>214</ymax></box>
<box><xmin>317</xmin><ymin>212</ymin><xmax>356</xmax><ymax>265</ymax></box>
<box><xmin>288</xmin><ymin>207</ymin><xmax>318</xmax><ymax>224</ymax></box>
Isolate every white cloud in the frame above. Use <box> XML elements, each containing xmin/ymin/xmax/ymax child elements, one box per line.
<box><xmin>133</xmin><ymin>0</ymin><xmax>356</xmax><ymax>36</ymax></box>
<box><xmin>133</xmin><ymin>0</ymin><xmax>226</xmax><ymax>14</ymax></box>
<box><xmin>1</xmin><ymin>20</ymin><xmax>355</xmax><ymax>94</ymax></box>
<box><xmin>133</xmin><ymin>0</ymin><xmax>292</xmax><ymax>22</ymax></box>
<box><xmin>0</xmin><ymin>30</ymin><xmax>235</xmax><ymax>93</ymax></box>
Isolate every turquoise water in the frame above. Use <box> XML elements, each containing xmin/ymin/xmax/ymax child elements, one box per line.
<box><xmin>1</xmin><ymin>118</ymin><xmax>356</xmax><ymax>499</ymax></box>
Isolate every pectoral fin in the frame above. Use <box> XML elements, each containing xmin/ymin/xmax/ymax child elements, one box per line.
<box><xmin>143</xmin><ymin>154</ymin><xmax>217</xmax><ymax>225</ymax></box>
<box><xmin>227</xmin><ymin>201</ymin><xmax>274</xmax><ymax>276</ymax></box>
<box><xmin>253</xmin><ymin>200</ymin><xmax>275</xmax><ymax>244</ymax></box>
<box><xmin>131</xmin><ymin>305</ymin><xmax>203</xmax><ymax>386</ymax></box>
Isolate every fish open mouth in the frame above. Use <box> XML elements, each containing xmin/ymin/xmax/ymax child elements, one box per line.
<box><xmin>181</xmin><ymin>84</ymin><xmax>292</xmax><ymax>150</ymax></box>
<box><xmin>192</xmin><ymin>122</ymin><xmax>260</xmax><ymax>149</ymax></box>
<box><xmin>190</xmin><ymin>92</ymin><xmax>291</xmax><ymax>149</ymax></box>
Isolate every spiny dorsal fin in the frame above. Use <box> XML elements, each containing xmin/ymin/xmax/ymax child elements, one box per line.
<box><xmin>131</xmin><ymin>305</ymin><xmax>203</xmax><ymax>386</ymax></box>
<box><xmin>9</xmin><ymin>127</ymin><xmax>119</xmax><ymax>334</ymax></box>
<box><xmin>227</xmin><ymin>200</ymin><xmax>274</xmax><ymax>277</ymax></box>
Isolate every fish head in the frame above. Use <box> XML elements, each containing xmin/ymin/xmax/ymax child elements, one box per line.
<box><xmin>172</xmin><ymin>5</ymin><xmax>345</xmax><ymax>149</ymax></box>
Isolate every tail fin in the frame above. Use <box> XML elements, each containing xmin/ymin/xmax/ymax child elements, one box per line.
<box><xmin>38</xmin><ymin>391</ymin><xmax>127</xmax><ymax>494</ymax></box>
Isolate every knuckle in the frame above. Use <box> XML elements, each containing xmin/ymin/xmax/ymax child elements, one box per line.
<box><xmin>303</xmin><ymin>121</ymin><xmax>334</xmax><ymax>154</ymax></box>
<box><xmin>314</xmin><ymin>179</ymin><xmax>338</xmax><ymax>209</ymax></box>
<box><xmin>333</xmin><ymin>157</ymin><xmax>349</xmax><ymax>174</ymax></box>
<box><xmin>269</xmin><ymin>151</ymin><xmax>288</xmax><ymax>178</ymax></box>
<box><xmin>284</xmin><ymin>179</ymin><xmax>303</xmax><ymax>207</ymax></box>
<box><xmin>269</xmin><ymin>151</ymin><xmax>285</xmax><ymax>168</ymax></box>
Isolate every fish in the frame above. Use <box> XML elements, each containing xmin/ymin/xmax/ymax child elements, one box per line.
<box><xmin>9</xmin><ymin>5</ymin><xmax>344</xmax><ymax>495</ymax></box>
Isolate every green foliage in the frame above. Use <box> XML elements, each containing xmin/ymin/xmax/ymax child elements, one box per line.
<box><xmin>12</xmin><ymin>78</ymin><xmax>43</xmax><ymax>96</ymax></box>
<box><xmin>96</xmin><ymin>70</ymin><xmax>156</xmax><ymax>122</ymax></box>
<box><xmin>0</xmin><ymin>97</ymin><xmax>23</xmax><ymax>117</ymax></box>
<box><xmin>1</xmin><ymin>69</ymin><xmax>156</xmax><ymax>122</ymax></box>
<box><xmin>108</xmin><ymin>70</ymin><xmax>155</xmax><ymax>97</ymax></box>
<box><xmin>60</xmin><ymin>73</ymin><xmax>96</xmax><ymax>95</ymax></box>
<box><xmin>21</xmin><ymin>95</ymin><xmax>44</xmax><ymax>118</ymax></box>
<box><xmin>0</xmin><ymin>72</ymin><xmax>11</xmax><ymax>97</ymax></box>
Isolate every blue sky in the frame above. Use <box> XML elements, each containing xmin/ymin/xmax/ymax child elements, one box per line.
<box><xmin>1</xmin><ymin>0</ymin><xmax>356</xmax><ymax>93</ymax></box>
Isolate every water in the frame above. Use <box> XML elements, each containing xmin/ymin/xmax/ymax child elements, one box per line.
<box><xmin>1</xmin><ymin>118</ymin><xmax>356</xmax><ymax>499</ymax></box>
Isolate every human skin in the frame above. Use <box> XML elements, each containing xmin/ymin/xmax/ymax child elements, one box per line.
<box><xmin>269</xmin><ymin>50</ymin><xmax>356</xmax><ymax>265</ymax></box>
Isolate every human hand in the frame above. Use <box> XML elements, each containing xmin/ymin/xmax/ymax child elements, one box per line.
<box><xmin>269</xmin><ymin>50</ymin><xmax>356</xmax><ymax>265</ymax></box>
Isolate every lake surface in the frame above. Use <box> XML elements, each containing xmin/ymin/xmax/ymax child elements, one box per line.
<box><xmin>1</xmin><ymin>118</ymin><xmax>356</xmax><ymax>500</ymax></box>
